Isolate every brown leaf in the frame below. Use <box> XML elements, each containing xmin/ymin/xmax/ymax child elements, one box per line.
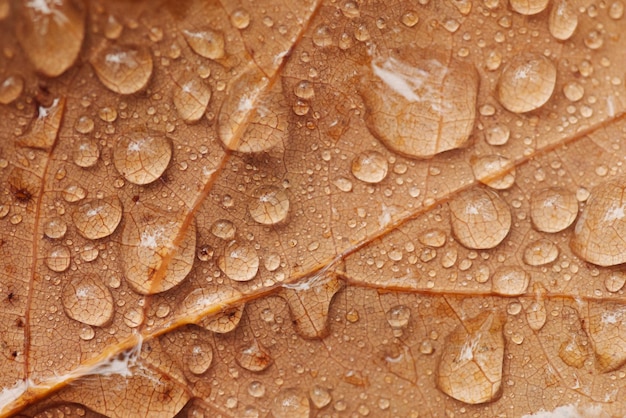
<box><xmin>1</xmin><ymin>0</ymin><xmax>626</xmax><ymax>417</ymax></box>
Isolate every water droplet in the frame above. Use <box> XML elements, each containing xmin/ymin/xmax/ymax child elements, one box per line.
<box><xmin>401</xmin><ymin>10</ymin><xmax>419</xmax><ymax>27</ymax></box>
<box><xmin>62</xmin><ymin>275</ymin><xmax>114</xmax><ymax>327</ymax></box>
<box><xmin>333</xmin><ymin>177</ymin><xmax>353</xmax><ymax>192</ymax></box>
<box><xmin>17</xmin><ymin>97</ymin><xmax>65</xmax><ymax>151</ymax></box>
<box><xmin>497</xmin><ymin>53</ymin><xmax>556</xmax><ymax>113</ymax></box>
<box><xmin>236</xmin><ymin>339</ymin><xmax>273</xmax><ymax>372</ymax></box>
<box><xmin>79</xmin><ymin>244</ymin><xmax>99</xmax><ymax>262</ymax></box>
<box><xmin>104</xmin><ymin>14</ymin><xmax>123</xmax><ymax>39</ymax></box>
<box><xmin>271</xmin><ymin>388</ymin><xmax>310</xmax><ymax>418</ymax></box>
<box><xmin>292</xmin><ymin>100</ymin><xmax>310</xmax><ymax>116</ymax></box>
<box><xmin>173</xmin><ymin>75</ymin><xmax>211</xmax><ymax>123</ymax></box>
<box><xmin>98</xmin><ymin>106</ymin><xmax>118</xmax><ymax>122</ymax></box>
<box><xmin>45</xmin><ymin>245</ymin><xmax>71</xmax><ymax>272</ymax></box>
<box><xmin>485</xmin><ymin>125</ymin><xmax>510</xmax><ymax>146</ymax></box>
<box><xmin>361</xmin><ymin>50</ymin><xmax>478</xmax><ymax>158</ymax></box>
<box><xmin>312</xmin><ymin>25</ymin><xmax>333</xmax><ymax>47</ymax></box>
<box><xmin>351</xmin><ymin>151</ymin><xmax>388</xmax><ymax>184</ymax></box>
<box><xmin>72</xmin><ymin>196</ymin><xmax>123</xmax><ymax>240</ymax></box>
<box><xmin>588</xmin><ymin>302</ymin><xmax>626</xmax><ymax>372</ymax></box>
<box><xmin>609</xmin><ymin>1</ymin><xmax>624</xmax><ymax>19</ymax></box>
<box><xmin>218</xmin><ymin>69</ymin><xmax>286</xmax><ymax>153</ymax></box>
<box><xmin>418</xmin><ymin>229</ymin><xmax>447</xmax><ymax>247</ymax></box>
<box><xmin>386</xmin><ymin>305</ymin><xmax>410</xmax><ymax>328</ymax></box>
<box><xmin>43</xmin><ymin>218</ymin><xmax>67</xmax><ymax>239</ymax></box>
<box><xmin>231</xmin><ymin>8</ymin><xmax>251</xmax><ymax>29</ymax></box>
<box><xmin>210</xmin><ymin>219</ymin><xmax>236</xmax><ymax>240</ymax></box>
<box><xmin>491</xmin><ymin>266</ymin><xmax>530</xmax><ymax>296</ymax></box>
<box><xmin>559</xmin><ymin>334</ymin><xmax>588</xmax><ymax>369</ymax></box>
<box><xmin>294</xmin><ymin>80</ymin><xmax>314</xmax><ymax>99</ymax></box>
<box><xmin>606</xmin><ymin>271</ymin><xmax>626</xmax><ymax>293</ymax></box>
<box><xmin>264</xmin><ymin>252</ymin><xmax>281</xmax><ymax>271</ymax></box>
<box><xmin>471</xmin><ymin>155</ymin><xmax>516</xmax><ymax>190</ymax></box>
<box><xmin>113</xmin><ymin>131</ymin><xmax>172</xmax><ymax>185</ymax></box>
<box><xmin>16</xmin><ymin>0</ymin><xmax>85</xmax><ymax>77</ymax></box>
<box><xmin>0</xmin><ymin>75</ymin><xmax>24</xmax><ymax>104</ymax></box>
<box><xmin>62</xmin><ymin>184</ymin><xmax>86</xmax><ymax>202</ymax></box>
<box><xmin>437</xmin><ymin>312</ymin><xmax>504</xmax><ymax>404</ymax></box>
<box><xmin>563</xmin><ymin>82</ymin><xmax>584</xmax><ymax>102</ymax></box>
<box><xmin>79</xmin><ymin>325</ymin><xmax>95</xmax><ymax>341</ymax></box>
<box><xmin>549</xmin><ymin>0</ymin><xmax>577</xmax><ymax>40</ymax></box>
<box><xmin>121</xmin><ymin>205</ymin><xmax>196</xmax><ymax>294</ymax></box>
<box><xmin>218</xmin><ymin>240</ymin><xmax>259</xmax><ymax>282</ymax></box>
<box><xmin>309</xmin><ymin>385</ymin><xmax>332</xmax><ymax>408</ymax></box>
<box><xmin>523</xmin><ymin>239</ymin><xmax>559</xmax><ymax>266</ymax></box>
<box><xmin>184</xmin><ymin>28</ymin><xmax>225</xmax><ymax>60</ymax></box>
<box><xmin>449</xmin><ymin>188</ymin><xmax>511</xmax><ymax>250</ymax></box>
<box><xmin>419</xmin><ymin>340</ymin><xmax>434</xmax><ymax>354</ymax></box>
<box><xmin>571</xmin><ymin>177</ymin><xmax>626</xmax><ymax>266</ymax></box>
<box><xmin>248</xmin><ymin>186</ymin><xmax>290</xmax><ymax>225</ymax></box>
<box><xmin>187</xmin><ymin>341</ymin><xmax>213</xmax><ymax>375</ymax></box>
<box><xmin>509</xmin><ymin>0</ymin><xmax>548</xmax><ymax>15</ymax></box>
<box><xmin>584</xmin><ymin>30</ymin><xmax>603</xmax><ymax>50</ymax></box>
<box><xmin>248</xmin><ymin>381</ymin><xmax>266</xmax><ymax>398</ymax></box>
<box><xmin>73</xmin><ymin>139</ymin><xmax>100</xmax><ymax>168</ymax></box>
<box><xmin>526</xmin><ymin>300</ymin><xmax>547</xmax><ymax>331</ymax></box>
<box><xmin>91</xmin><ymin>44</ymin><xmax>153</xmax><ymax>95</ymax></box>
<box><xmin>123</xmin><ymin>307</ymin><xmax>144</xmax><ymax>328</ymax></box>
<box><xmin>530</xmin><ymin>187</ymin><xmax>578</xmax><ymax>233</ymax></box>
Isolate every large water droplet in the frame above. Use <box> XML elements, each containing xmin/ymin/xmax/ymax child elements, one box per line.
<box><xmin>173</xmin><ymin>75</ymin><xmax>211</xmax><ymax>124</ymax></box>
<box><xmin>437</xmin><ymin>312</ymin><xmax>504</xmax><ymax>404</ymax></box>
<box><xmin>218</xmin><ymin>69</ymin><xmax>286</xmax><ymax>153</ymax></box>
<box><xmin>62</xmin><ymin>275</ymin><xmax>114</xmax><ymax>327</ymax></box>
<box><xmin>571</xmin><ymin>178</ymin><xmax>626</xmax><ymax>266</ymax></box>
<box><xmin>121</xmin><ymin>205</ymin><xmax>196</xmax><ymax>294</ymax></box>
<box><xmin>448</xmin><ymin>188</ymin><xmax>511</xmax><ymax>250</ymax></box>
<box><xmin>236</xmin><ymin>339</ymin><xmax>273</xmax><ymax>372</ymax></box>
<box><xmin>530</xmin><ymin>187</ymin><xmax>578</xmax><ymax>233</ymax></box>
<box><xmin>183</xmin><ymin>28</ymin><xmax>225</xmax><ymax>60</ymax></box>
<box><xmin>351</xmin><ymin>150</ymin><xmax>388</xmax><ymax>184</ymax></box>
<box><xmin>218</xmin><ymin>240</ymin><xmax>259</xmax><ymax>282</ymax></box>
<box><xmin>509</xmin><ymin>0</ymin><xmax>549</xmax><ymax>15</ymax></box>
<box><xmin>523</xmin><ymin>239</ymin><xmax>559</xmax><ymax>266</ymax></box>
<box><xmin>361</xmin><ymin>50</ymin><xmax>478</xmax><ymax>158</ymax></box>
<box><xmin>72</xmin><ymin>196</ymin><xmax>122</xmax><ymax>240</ymax></box>
<box><xmin>549</xmin><ymin>0</ymin><xmax>578</xmax><ymax>40</ymax></box>
<box><xmin>45</xmin><ymin>245</ymin><xmax>71</xmax><ymax>272</ymax></box>
<box><xmin>91</xmin><ymin>44</ymin><xmax>153</xmax><ymax>95</ymax></box>
<box><xmin>187</xmin><ymin>341</ymin><xmax>213</xmax><ymax>375</ymax></box>
<box><xmin>588</xmin><ymin>302</ymin><xmax>626</xmax><ymax>372</ymax></box>
<box><xmin>0</xmin><ymin>75</ymin><xmax>24</xmax><ymax>104</ymax></box>
<box><xmin>497</xmin><ymin>54</ymin><xmax>556</xmax><ymax>113</ymax></box>
<box><xmin>43</xmin><ymin>217</ymin><xmax>67</xmax><ymax>239</ymax></box>
<box><xmin>471</xmin><ymin>155</ymin><xmax>515</xmax><ymax>190</ymax></box>
<box><xmin>281</xmin><ymin>273</ymin><xmax>344</xmax><ymax>339</ymax></box>
<box><xmin>248</xmin><ymin>186</ymin><xmax>290</xmax><ymax>225</ymax></box>
<box><xmin>16</xmin><ymin>0</ymin><xmax>85</xmax><ymax>77</ymax></box>
<box><xmin>271</xmin><ymin>388</ymin><xmax>310</xmax><ymax>418</ymax></box>
<box><xmin>73</xmin><ymin>139</ymin><xmax>100</xmax><ymax>168</ymax></box>
<box><xmin>17</xmin><ymin>97</ymin><xmax>65</xmax><ymax>151</ymax></box>
<box><xmin>491</xmin><ymin>266</ymin><xmax>529</xmax><ymax>296</ymax></box>
<box><xmin>113</xmin><ymin>131</ymin><xmax>172</xmax><ymax>185</ymax></box>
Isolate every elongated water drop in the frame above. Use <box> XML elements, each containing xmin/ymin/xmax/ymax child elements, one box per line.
<box><xmin>183</xmin><ymin>28</ymin><xmax>225</xmax><ymax>60</ymax></box>
<box><xmin>0</xmin><ymin>75</ymin><xmax>24</xmax><ymax>104</ymax></box>
<box><xmin>173</xmin><ymin>75</ymin><xmax>211</xmax><ymax>124</ymax></box>
<box><xmin>91</xmin><ymin>44</ymin><xmax>153</xmax><ymax>95</ymax></box>
<box><xmin>72</xmin><ymin>196</ymin><xmax>123</xmax><ymax>240</ymax></box>
<box><xmin>549</xmin><ymin>0</ymin><xmax>578</xmax><ymax>41</ymax></box>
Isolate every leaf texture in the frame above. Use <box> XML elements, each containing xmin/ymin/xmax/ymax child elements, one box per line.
<box><xmin>1</xmin><ymin>0</ymin><xmax>626</xmax><ymax>417</ymax></box>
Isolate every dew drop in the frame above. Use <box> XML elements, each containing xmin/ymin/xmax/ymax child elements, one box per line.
<box><xmin>79</xmin><ymin>325</ymin><xmax>95</xmax><ymax>341</ymax></box>
<box><xmin>386</xmin><ymin>305</ymin><xmax>410</xmax><ymax>328</ymax></box>
<box><xmin>91</xmin><ymin>44</ymin><xmax>153</xmax><ymax>95</ymax></box>
<box><xmin>236</xmin><ymin>339</ymin><xmax>273</xmax><ymax>372</ymax></box>
<box><xmin>43</xmin><ymin>218</ymin><xmax>67</xmax><ymax>239</ymax></box>
<box><xmin>218</xmin><ymin>240</ymin><xmax>259</xmax><ymax>282</ymax></box>
<box><xmin>419</xmin><ymin>340</ymin><xmax>434</xmax><ymax>355</ymax></box>
<box><xmin>437</xmin><ymin>312</ymin><xmax>504</xmax><ymax>404</ymax></box>
<box><xmin>485</xmin><ymin>125</ymin><xmax>510</xmax><ymax>146</ymax></box>
<box><xmin>492</xmin><ymin>266</ymin><xmax>530</xmax><ymax>296</ymax></box>
<box><xmin>113</xmin><ymin>131</ymin><xmax>172</xmax><ymax>185</ymax></box>
<box><xmin>181</xmin><ymin>286</ymin><xmax>244</xmax><ymax>332</ymax></box>
<box><xmin>351</xmin><ymin>151</ymin><xmax>388</xmax><ymax>184</ymax></box>
<box><xmin>0</xmin><ymin>75</ymin><xmax>24</xmax><ymax>104</ymax></box>
<box><xmin>248</xmin><ymin>381</ymin><xmax>266</xmax><ymax>398</ymax></box>
<box><xmin>98</xmin><ymin>106</ymin><xmax>118</xmax><ymax>122</ymax></box>
<box><xmin>248</xmin><ymin>186</ymin><xmax>290</xmax><ymax>225</ymax></box>
<box><xmin>231</xmin><ymin>8</ymin><xmax>251</xmax><ymax>29</ymax></box>
<box><xmin>609</xmin><ymin>1</ymin><xmax>624</xmax><ymax>19</ymax></box>
<box><xmin>471</xmin><ymin>155</ymin><xmax>516</xmax><ymax>190</ymax></box>
<box><xmin>187</xmin><ymin>341</ymin><xmax>213</xmax><ymax>375</ymax></box>
<box><xmin>449</xmin><ymin>188</ymin><xmax>511</xmax><ymax>250</ymax></box>
<box><xmin>571</xmin><ymin>177</ymin><xmax>626</xmax><ymax>266</ymax></box>
<box><xmin>497</xmin><ymin>53</ymin><xmax>556</xmax><ymax>113</ymax></box>
<box><xmin>121</xmin><ymin>205</ymin><xmax>196</xmax><ymax>294</ymax></box>
<box><xmin>312</xmin><ymin>25</ymin><xmax>333</xmax><ymax>47</ymax></box>
<box><xmin>549</xmin><ymin>0</ymin><xmax>577</xmax><ymax>40</ymax></box>
<box><xmin>401</xmin><ymin>10</ymin><xmax>419</xmax><ymax>27</ymax></box>
<box><xmin>62</xmin><ymin>275</ymin><xmax>114</xmax><ymax>327</ymax></box>
<box><xmin>72</xmin><ymin>196</ymin><xmax>123</xmax><ymax>240</ymax></box>
<box><xmin>509</xmin><ymin>0</ymin><xmax>549</xmax><ymax>15</ymax></box>
<box><xmin>294</xmin><ymin>80</ymin><xmax>314</xmax><ymax>99</ymax></box>
<box><xmin>526</xmin><ymin>300</ymin><xmax>547</xmax><ymax>331</ymax></box>
<box><xmin>183</xmin><ymin>28</ymin><xmax>225</xmax><ymax>60</ymax></box>
<box><xmin>530</xmin><ymin>187</ymin><xmax>578</xmax><ymax>233</ymax></box>
<box><xmin>264</xmin><ymin>252</ymin><xmax>281</xmax><ymax>271</ymax></box>
<box><xmin>271</xmin><ymin>388</ymin><xmax>310</xmax><ymax>418</ymax></box>
<box><xmin>45</xmin><ymin>245</ymin><xmax>71</xmax><ymax>272</ymax></box>
<box><xmin>73</xmin><ymin>139</ymin><xmax>100</xmax><ymax>168</ymax></box>
<box><xmin>606</xmin><ymin>271</ymin><xmax>626</xmax><ymax>293</ymax></box>
<box><xmin>104</xmin><ymin>14</ymin><xmax>123</xmax><ymax>39</ymax></box>
<box><xmin>523</xmin><ymin>239</ymin><xmax>559</xmax><ymax>266</ymax></box>
<box><xmin>558</xmin><ymin>335</ymin><xmax>587</xmax><ymax>368</ymax></box>
<box><xmin>123</xmin><ymin>307</ymin><xmax>144</xmax><ymax>328</ymax></box>
<box><xmin>62</xmin><ymin>185</ymin><xmax>86</xmax><ymax>202</ymax></box>
<box><xmin>210</xmin><ymin>219</ymin><xmax>236</xmax><ymax>240</ymax></box>
<box><xmin>361</xmin><ymin>50</ymin><xmax>478</xmax><ymax>158</ymax></box>
<box><xmin>173</xmin><ymin>75</ymin><xmax>211</xmax><ymax>124</ymax></box>
<box><xmin>418</xmin><ymin>229</ymin><xmax>447</xmax><ymax>248</ymax></box>
<box><xmin>309</xmin><ymin>386</ymin><xmax>332</xmax><ymax>409</ymax></box>
<box><xmin>563</xmin><ymin>82</ymin><xmax>584</xmax><ymax>102</ymax></box>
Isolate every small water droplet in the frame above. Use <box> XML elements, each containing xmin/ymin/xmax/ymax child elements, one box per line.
<box><xmin>91</xmin><ymin>44</ymin><xmax>153</xmax><ymax>95</ymax></box>
<box><xmin>485</xmin><ymin>125</ymin><xmax>510</xmax><ymax>146</ymax></box>
<box><xmin>113</xmin><ymin>131</ymin><xmax>172</xmax><ymax>185</ymax></box>
<box><xmin>509</xmin><ymin>0</ymin><xmax>548</xmax><ymax>15</ymax></box>
<box><xmin>211</xmin><ymin>219</ymin><xmax>236</xmax><ymax>240</ymax></box>
<box><xmin>449</xmin><ymin>188</ymin><xmax>511</xmax><ymax>250</ymax></box>
<box><xmin>419</xmin><ymin>340</ymin><xmax>434</xmax><ymax>354</ymax></box>
<box><xmin>526</xmin><ymin>300</ymin><xmax>547</xmax><ymax>331</ymax></box>
<box><xmin>418</xmin><ymin>229</ymin><xmax>447</xmax><ymax>248</ymax></box>
<box><xmin>72</xmin><ymin>196</ymin><xmax>123</xmax><ymax>240</ymax></box>
<box><xmin>271</xmin><ymin>388</ymin><xmax>310</xmax><ymax>418</ymax></box>
<box><xmin>530</xmin><ymin>187</ymin><xmax>578</xmax><ymax>233</ymax></box>
<box><xmin>104</xmin><ymin>14</ymin><xmax>123</xmax><ymax>39</ymax></box>
<box><xmin>236</xmin><ymin>339</ymin><xmax>273</xmax><ymax>372</ymax></box>
<box><xmin>79</xmin><ymin>325</ymin><xmax>95</xmax><ymax>341</ymax></box>
<box><xmin>471</xmin><ymin>155</ymin><xmax>516</xmax><ymax>190</ymax></box>
<box><xmin>294</xmin><ymin>80</ymin><xmax>315</xmax><ymax>99</ymax></box>
<box><xmin>313</xmin><ymin>25</ymin><xmax>333</xmax><ymax>47</ymax></box>
<box><xmin>523</xmin><ymin>239</ymin><xmax>559</xmax><ymax>266</ymax></box>
<box><xmin>401</xmin><ymin>10</ymin><xmax>419</xmax><ymax>27</ymax></box>
<box><xmin>248</xmin><ymin>186</ymin><xmax>290</xmax><ymax>225</ymax></box>
<box><xmin>184</xmin><ymin>28</ymin><xmax>225</xmax><ymax>60</ymax></box>
<box><xmin>497</xmin><ymin>53</ymin><xmax>556</xmax><ymax>113</ymax></box>
<box><xmin>174</xmin><ymin>75</ymin><xmax>211</xmax><ymax>123</ymax></box>
<box><xmin>549</xmin><ymin>0</ymin><xmax>578</xmax><ymax>40</ymax></box>
<box><xmin>248</xmin><ymin>381</ymin><xmax>266</xmax><ymax>398</ymax></box>
<box><xmin>606</xmin><ymin>271</ymin><xmax>626</xmax><ymax>293</ymax></box>
<box><xmin>45</xmin><ymin>245</ymin><xmax>71</xmax><ymax>272</ymax></box>
<box><xmin>123</xmin><ymin>307</ymin><xmax>144</xmax><ymax>328</ymax></box>
<box><xmin>44</xmin><ymin>217</ymin><xmax>67</xmax><ymax>239</ymax></box>
<box><xmin>351</xmin><ymin>151</ymin><xmax>388</xmax><ymax>184</ymax></box>
<box><xmin>0</xmin><ymin>75</ymin><xmax>24</xmax><ymax>105</ymax></box>
<box><xmin>187</xmin><ymin>341</ymin><xmax>213</xmax><ymax>375</ymax></box>
<box><xmin>218</xmin><ymin>240</ymin><xmax>259</xmax><ymax>282</ymax></box>
<box><xmin>98</xmin><ymin>106</ymin><xmax>118</xmax><ymax>122</ymax></box>
<box><xmin>62</xmin><ymin>184</ymin><xmax>86</xmax><ymax>202</ymax></box>
<box><xmin>264</xmin><ymin>252</ymin><xmax>281</xmax><ymax>271</ymax></box>
<box><xmin>609</xmin><ymin>1</ymin><xmax>625</xmax><ymax>19</ymax></box>
<box><xmin>491</xmin><ymin>266</ymin><xmax>530</xmax><ymax>296</ymax></box>
<box><xmin>386</xmin><ymin>305</ymin><xmax>410</xmax><ymax>328</ymax></box>
<box><xmin>73</xmin><ymin>139</ymin><xmax>100</xmax><ymax>168</ymax></box>
<box><xmin>309</xmin><ymin>385</ymin><xmax>332</xmax><ymax>408</ymax></box>
<box><xmin>231</xmin><ymin>8</ymin><xmax>251</xmax><ymax>29</ymax></box>
<box><xmin>62</xmin><ymin>275</ymin><xmax>114</xmax><ymax>327</ymax></box>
